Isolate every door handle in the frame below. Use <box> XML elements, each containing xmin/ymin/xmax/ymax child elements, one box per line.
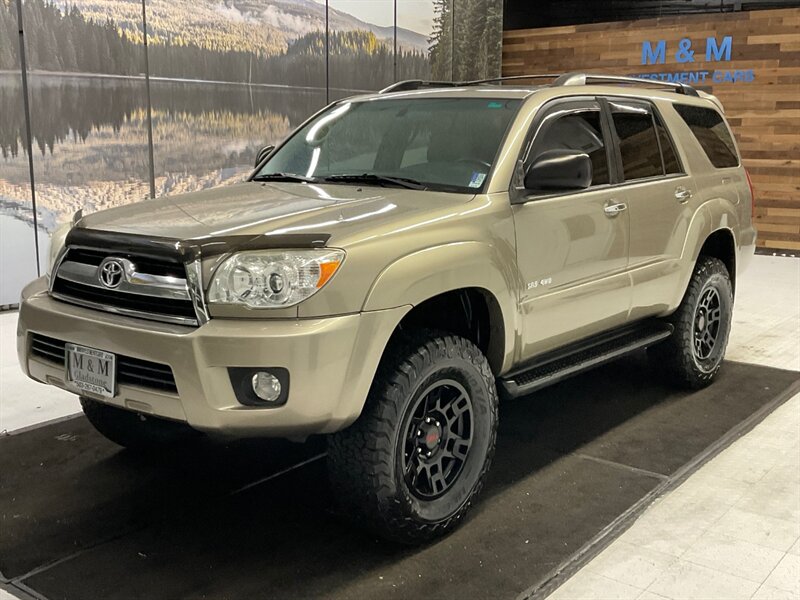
<box><xmin>675</xmin><ymin>187</ymin><xmax>693</xmax><ymax>203</ymax></box>
<box><xmin>603</xmin><ymin>201</ymin><xmax>627</xmax><ymax>217</ymax></box>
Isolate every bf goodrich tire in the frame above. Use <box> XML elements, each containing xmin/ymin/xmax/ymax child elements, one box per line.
<box><xmin>327</xmin><ymin>331</ymin><xmax>499</xmax><ymax>544</ymax></box>
<box><xmin>652</xmin><ymin>256</ymin><xmax>733</xmax><ymax>389</ymax></box>
<box><xmin>80</xmin><ymin>397</ymin><xmax>199</xmax><ymax>451</ymax></box>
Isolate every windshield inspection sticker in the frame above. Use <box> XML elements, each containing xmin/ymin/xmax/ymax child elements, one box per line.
<box><xmin>468</xmin><ymin>172</ymin><xmax>486</xmax><ymax>188</ymax></box>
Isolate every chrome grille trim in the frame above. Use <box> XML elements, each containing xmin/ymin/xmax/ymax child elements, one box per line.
<box><xmin>50</xmin><ymin>291</ymin><xmax>199</xmax><ymax>326</ymax></box>
<box><xmin>51</xmin><ymin>245</ymin><xmax>199</xmax><ymax>327</ymax></box>
<box><xmin>185</xmin><ymin>258</ymin><xmax>210</xmax><ymax>325</ymax></box>
<box><xmin>56</xmin><ymin>260</ymin><xmax>190</xmax><ymax>300</ymax></box>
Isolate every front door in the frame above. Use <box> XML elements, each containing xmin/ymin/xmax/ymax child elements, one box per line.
<box><xmin>512</xmin><ymin>99</ymin><xmax>631</xmax><ymax>362</ymax></box>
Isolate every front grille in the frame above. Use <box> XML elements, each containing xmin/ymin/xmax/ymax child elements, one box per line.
<box><xmin>52</xmin><ymin>278</ymin><xmax>197</xmax><ymax>320</ymax></box>
<box><xmin>66</xmin><ymin>248</ymin><xmax>185</xmax><ymax>278</ymax></box>
<box><xmin>31</xmin><ymin>334</ymin><xmax>178</xmax><ymax>394</ymax></box>
<box><xmin>51</xmin><ymin>247</ymin><xmax>198</xmax><ymax>326</ymax></box>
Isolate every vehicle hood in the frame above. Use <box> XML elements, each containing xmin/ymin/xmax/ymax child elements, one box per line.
<box><xmin>78</xmin><ymin>181</ymin><xmax>473</xmax><ymax>245</ymax></box>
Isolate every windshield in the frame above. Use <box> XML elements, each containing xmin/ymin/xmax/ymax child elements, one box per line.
<box><xmin>255</xmin><ymin>97</ymin><xmax>522</xmax><ymax>193</ymax></box>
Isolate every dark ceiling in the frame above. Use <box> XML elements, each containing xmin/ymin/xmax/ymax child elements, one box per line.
<box><xmin>503</xmin><ymin>0</ymin><xmax>800</xmax><ymax>30</ymax></box>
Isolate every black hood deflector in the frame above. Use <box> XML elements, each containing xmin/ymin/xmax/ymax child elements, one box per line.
<box><xmin>65</xmin><ymin>227</ymin><xmax>331</xmax><ymax>264</ymax></box>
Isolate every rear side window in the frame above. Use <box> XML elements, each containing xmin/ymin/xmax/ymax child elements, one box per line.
<box><xmin>675</xmin><ymin>105</ymin><xmax>739</xmax><ymax>168</ymax></box>
<box><xmin>654</xmin><ymin>114</ymin><xmax>682</xmax><ymax>175</ymax></box>
<box><xmin>610</xmin><ymin>104</ymin><xmax>663</xmax><ymax>180</ymax></box>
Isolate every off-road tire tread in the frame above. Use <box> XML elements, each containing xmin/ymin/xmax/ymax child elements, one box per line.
<box><xmin>327</xmin><ymin>330</ymin><xmax>498</xmax><ymax>544</ymax></box>
<box><xmin>653</xmin><ymin>256</ymin><xmax>732</xmax><ymax>389</ymax></box>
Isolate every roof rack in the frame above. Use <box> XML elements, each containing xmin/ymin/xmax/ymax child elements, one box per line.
<box><xmin>379</xmin><ymin>80</ymin><xmax>460</xmax><ymax>94</ymax></box>
<box><xmin>379</xmin><ymin>74</ymin><xmax>557</xmax><ymax>94</ymax></box>
<box><xmin>553</xmin><ymin>72</ymin><xmax>700</xmax><ymax>97</ymax></box>
<box><xmin>464</xmin><ymin>74</ymin><xmax>561</xmax><ymax>85</ymax></box>
<box><xmin>379</xmin><ymin>72</ymin><xmax>699</xmax><ymax>97</ymax></box>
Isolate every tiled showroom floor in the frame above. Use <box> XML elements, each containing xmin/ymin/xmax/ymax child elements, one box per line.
<box><xmin>0</xmin><ymin>255</ymin><xmax>798</xmax><ymax>600</ymax></box>
<box><xmin>545</xmin><ymin>254</ymin><xmax>800</xmax><ymax>600</ymax></box>
<box><xmin>0</xmin><ymin>310</ymin><xmax>80</xmax><ymax>434</ymax></box>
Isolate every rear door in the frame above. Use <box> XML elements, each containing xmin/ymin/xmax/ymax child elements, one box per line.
<box><xmin>512</xmin><ymin>98</ymin><xmax>631</xmax><ymax>361</ymax></box>
<box><xmin>673</xmin><ymin>102</ymin><xmax>747</xmax><ymax>224</ymax></box>
<box><xmin>605</xmin><ymin>98</ymin><xmax>696</xmax><ymax>320</ymax></box>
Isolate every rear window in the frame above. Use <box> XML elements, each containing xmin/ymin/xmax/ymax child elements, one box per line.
<box><xmin>675</xmin><ymin>105</ymin><xmax>739</xmax><ymax>168</ymax></box>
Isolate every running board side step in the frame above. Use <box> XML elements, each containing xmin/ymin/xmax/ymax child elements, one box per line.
<box><xmin>499</xmin><ymin>322</ymin><xmax>674</xmax><ymax>398</ymax></box>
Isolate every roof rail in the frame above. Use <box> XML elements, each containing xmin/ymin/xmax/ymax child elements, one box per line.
<box><xmin>378</xmin><ymin>72</ymin><xmax>700</xmax><ymax>97</ymax></box>
<box><xmin>379</xmin><ymin>80</ymin><xmax>460</xmax><ymax>94</ymax></box>
<box><xmin>464</xmin><ymin>74</ymin><xmax>561</xmax><ymax>85</ymax></box>
<box><xmin>553</xmin><ymin>72</ymin><xmax>700</xmax><ymax>97</ymax></box>
<box><xmin>380</xmin><ymin>75</ymin><xmax>561</xmax><ymax>93</ymax></box>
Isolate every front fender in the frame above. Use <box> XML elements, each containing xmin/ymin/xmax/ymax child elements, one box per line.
<box><xmin>362</xmin><ymin>241</ymin><xmax>519</xmax><ymax>373</ymax></box>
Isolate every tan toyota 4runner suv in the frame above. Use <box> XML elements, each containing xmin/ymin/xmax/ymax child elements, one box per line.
<box><xmin>18</xmin><ymin>73</ymin><xmax>755</xmax><ymax>543</ymax></box>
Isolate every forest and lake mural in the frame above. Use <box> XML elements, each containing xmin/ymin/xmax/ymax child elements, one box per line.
<box><xmin>0</xmin><ymin>0</ymin><xmax>503</xmax><ymax>304</ymax></box>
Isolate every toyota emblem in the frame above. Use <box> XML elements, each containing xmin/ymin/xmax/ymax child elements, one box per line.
<box><xmin>98</xmin><ymin>258</ymin><xmax>125</xmax><ymax>289</ymax></box>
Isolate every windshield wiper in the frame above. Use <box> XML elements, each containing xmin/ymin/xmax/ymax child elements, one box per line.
<box><xmin>322</xmin><ymin>173</ymin><xmax>427</xmax><ymax>190</ymax></box>
<box><xmin>252</xmin><ymin>172</ymin><xmax>318</xmax><ymax>183</ymax></box>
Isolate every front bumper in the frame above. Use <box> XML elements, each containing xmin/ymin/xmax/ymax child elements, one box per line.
<box><xmin>18</xmin><ymin>278</ymin><xmax>408</xmax><ymax>437</ymax></box>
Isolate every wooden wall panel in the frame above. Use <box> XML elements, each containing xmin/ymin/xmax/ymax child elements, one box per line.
<box><xmin>503</xmin><ymin>8</ymin><xmax>800</xmax><ymax>251</ymax></box>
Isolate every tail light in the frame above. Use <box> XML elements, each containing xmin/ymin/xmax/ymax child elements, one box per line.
<box><xmin>745</xmin><ymin>169</ymin><xmax>755</xmax><ymax>220</ymax></box>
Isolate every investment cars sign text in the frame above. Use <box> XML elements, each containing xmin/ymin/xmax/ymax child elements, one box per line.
<box><xmin>636</xmin><ymin>36</ymin><xmax>754</xmax><ymax>84</ymax></box>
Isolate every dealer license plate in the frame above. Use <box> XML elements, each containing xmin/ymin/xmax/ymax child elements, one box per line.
<box><xmin>65</xmin><ymin>343</ymin><xmax>116</xmax><ymax>398</ymax></box>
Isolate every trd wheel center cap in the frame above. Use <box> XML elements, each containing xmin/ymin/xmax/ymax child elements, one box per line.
<box><xmin>421</xmin><ymin>424</ymin><xmax>442</xmax><ymax>450</ymax></box>
<box><xmin>697</xmin><ymin>313</ymin><xmax>707</xmax><ymax>331</ymax></box>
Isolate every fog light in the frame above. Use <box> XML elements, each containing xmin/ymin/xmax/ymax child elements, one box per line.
<box><xmin>251</xmin><ymin>371</ymin><xmax>281</xmax><ymax>402</ymax></box>
<box><xmin>229</xmin><ymin>367</ymin><xmax>289</xmax><ymax>407</ymax></box>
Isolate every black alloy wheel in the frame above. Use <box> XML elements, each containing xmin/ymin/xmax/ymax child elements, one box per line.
<box><xmin>327</xmin><ymin>331</ymin><xmax>498</xmax><ymax>544</ymax></box>
<box><xmin>402</xmin><ymin>379</ymin><xmax>473</xmax><ymax>499</ymax></box>
<box><xmin>693</xmin><ymin>287</ymin><xmax>722</xmax><ymax>361</ymax></box>
<box><xmin>650</xmin><ymin>255</ymin><xmax>733</xmax><ymax>389</ymax></box>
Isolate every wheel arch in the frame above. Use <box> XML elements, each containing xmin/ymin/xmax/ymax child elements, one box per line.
<box><xmin>390</xmin><ymin>287</ymin><xmax>506</xmax><ymax>375</ymax></box>
<box><xmin>363</xmin><ymin>242</ymin><xmax>518</xmax><ymax>375</ymax></box>
<box><xmin>696</xmin><ymin>228</ymin><xmax>737</xmax><ymax>294</ymax></box>
<box><xmin>674</xmin><ymin>199</ymin><xmax>740</xmax><ymax>308</ymax></box>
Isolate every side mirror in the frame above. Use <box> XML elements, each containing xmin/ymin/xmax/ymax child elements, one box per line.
<box><xmin>524</xmin><ymin>149</ymin><xmax>593</xmax><ymax>192</ymax></box>
<box><xmin>255</xmin><ymin>145</ymin><xmax>275</xmax><ymax>168</ymax></box>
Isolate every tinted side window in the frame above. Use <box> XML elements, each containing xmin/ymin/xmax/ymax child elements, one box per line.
<box><xmin>655</xmin><ymin>113</ymin><xmax>681</xmax><ymax>175</ymax></box>
<box><xmin>611</xmin><ymin>107</ymin><xmax>662</xmax><ymax>180</ymax></box>
<box><xmin>675</xmin><ymin>105</ymin><xmax>739</xmax><ymax>168</ymax></box>
<box><xmin>530</xmin><ymin>110</ymin><xmax>610</xmax><ymax>186</ymax></box>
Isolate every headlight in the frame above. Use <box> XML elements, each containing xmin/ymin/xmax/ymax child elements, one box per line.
<box><xmin>46</xmin><ymin>222</ymin><xmax>72</xmax><ymax>277</ymax></box>
<box><xmin>207</xmin><ymin>249</ymin><xmax>344</xmax><ymax>308</ymax></box>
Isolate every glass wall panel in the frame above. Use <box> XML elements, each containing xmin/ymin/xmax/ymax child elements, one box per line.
<box><xmin>398</xmin><ymin>0</ymin><xmax>455</xmax><ymax>81</ymax></box>
<box><xmin>453</xmin><ymin>0</ymin><xmax>503</xmax><ymax>81</ymax></box>
<box><xmin>147</xmin><ymin>0</ymin><xmax>327</xmax><ymax>198</ymax></box>
<box><xmin>18</xmin><ymin>0</ymin><xmax>150</xmax><ymax>292</ymax></box>
<box><xmin>398</xmin><ymin>0</ymin><xmax>503</xmax><ymax>83</ymax></box>
<box><xmin>328</xmin><ymin>0</ymin><xmax>397</xmax><ymax>101</ymax></box>
<box><xmin>0</xmin><ymin>0</ymin><xmax>507</xmax><ymax>306</ymax></box>
<box><xmin>396</xmin><ymin>0</ymin><xmax>437</xmax><ymax>81</ymax></box>
<box><xmin>0</xmin><ymin>0</ymin><xmax>42</xmax><ymax>305</ymax></box>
